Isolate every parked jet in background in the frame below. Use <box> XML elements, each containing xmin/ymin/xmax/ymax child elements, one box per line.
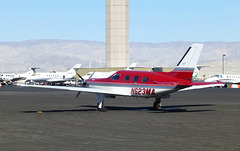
<box><xmin>20</xmin><ymin>44</ymin><xmax>224</xmax><ymax>111</ymax></box>
<box><xmin>26</xmin><ymin>64</ymin><xmax>81</xmax><ymax>85</ymax></box>
<box><xmin>205</xmin><ymin>74</ymin><xmax>240</xmax><ymax>84</ymax></box>
<box><xmin>0</xmin><ymin>68</ymin><xmax>35</xmax><ymax>85</ymax></box>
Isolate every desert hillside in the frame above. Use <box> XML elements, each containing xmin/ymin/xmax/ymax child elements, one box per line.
<box><xmin>0</xmin><ymin>40</ymin><xmax>239</xmax><ymax>74</ymax></box>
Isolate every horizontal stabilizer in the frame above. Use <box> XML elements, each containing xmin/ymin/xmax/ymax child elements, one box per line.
<box><xmin>180</xmin><ymin>81</ymin><xmax>225</xmax><ymax>91</ymax></box>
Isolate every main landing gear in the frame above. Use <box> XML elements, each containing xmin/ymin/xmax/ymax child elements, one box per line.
<box><xmin>153</xmin><ymin>97</ymin><xmax>162</xmax><ymax>110</ymax></box>
<box><xmin>96</xmin><ymin>94</ymin><xmax>107</xmax><ymax>111</ymax></box>
<box><xmin>96</xmin><ymin>94</ymin><xmax>163</xmax><ymax>111</ymax></box>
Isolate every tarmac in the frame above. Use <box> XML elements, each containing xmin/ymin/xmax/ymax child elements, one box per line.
<box><xmin>0</xmin><ymin>85</ymin><xmax>239</xmax><ymax>151</ymax></box>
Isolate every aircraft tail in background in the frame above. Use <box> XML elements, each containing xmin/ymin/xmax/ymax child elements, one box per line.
<box><xmin>66</xmin><ymin>64</ymin><xmax>81</xmax><ymax>76</ymax></box>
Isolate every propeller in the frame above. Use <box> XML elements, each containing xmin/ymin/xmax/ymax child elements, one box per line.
<box><xmin>75</xmin><ymin>71</ymin><xmax>95</xmax><ymax>98</ymax></box>
<box><xmin>76</xmin><ymin>70</ymin><xmax>96</xmax><ymax>86</ymax></box>
<box><xmin>76</xmin><ymin>72</ymin><xmax>88</xmax><ymax>86</ymax></box>
<box><xmin>75</xmin><ymin>72</ymin><xmax>85</xmax><ymax>98</ymax></box>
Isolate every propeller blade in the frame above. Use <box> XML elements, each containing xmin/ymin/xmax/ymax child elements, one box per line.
<box><xmin>88</xmin><ymin>70</ymin><xmax>96</xmax><ymax>79</ymax></box>
<box><xmin>76</xmin><ymin>72</ymin><xmax>88</xmax><ymax>86</ymax></box>
<box><xmin>76</xmin><ymin>72</ymin><xmax>85</xmax><ymax>82</ymax></box>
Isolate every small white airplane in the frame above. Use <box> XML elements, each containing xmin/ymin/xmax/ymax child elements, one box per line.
<box><xmin>205</xmin><ymin>74</ymin><xmax>240</xmax><ymax>84</ymax></box>
<box><xmin>81</xmin><ymin>63</ymin><xmax>137</xmax><ymax>80</ymax></box>
<box><xmin>0</xmin><ymin>68</ymin><xmax>35</xmax><ymax>85</ymax></box>
<box><xmin>26</xmin><ymin>64</ymin><xmax>81</xmax><ymax>85</ymax></box>
<box><xmin>20</xmin><ymin>44</ymin><xmax>224</xmax><ymax>111</ymax></box>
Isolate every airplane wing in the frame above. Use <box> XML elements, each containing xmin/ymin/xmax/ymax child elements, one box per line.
<box><xmin>12</xmin><ymin>77</ymin><xmax>25</xmax><ymax>82</ymax></box>
<box><xmin>231</xmin><ymin>81</ymin><xmax>240</xmax><ymax>84</ymax></box>
<box><xmin>180</xmin><ymin>81</ymin><xmax>224</xmax><ymax>91</ymax></box>
<box><xmin>222</xmin><ymin>79</ymin><xmax>240</xmax><ymax>84</ymax></box>
<box><xmin>18</xmin><ymin>82</ymin><xmax>199</xmax><ymax>97</ymax></box>
<box><xmin>18</xmin><ymin>84</ymin><xmax>131</xmax><ymax>96</ymax></box>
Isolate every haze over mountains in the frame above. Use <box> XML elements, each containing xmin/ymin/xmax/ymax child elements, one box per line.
<box><xmin>0</xmin><ymin>40</ymin><xmax>239</xmax><ymax>75</ymax></box>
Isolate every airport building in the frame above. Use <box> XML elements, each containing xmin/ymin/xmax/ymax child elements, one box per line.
<box><xmin>106</xmin><ymin>0</ymin><xmax>129</xmax><ymax>67</ymax></box>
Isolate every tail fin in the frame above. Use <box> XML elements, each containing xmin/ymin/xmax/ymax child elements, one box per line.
<box><xmin>66</xmin><ymin>64</ymin><xmax>81</xmax><ymax>76</ymax></box>
<box><xmin>26</xmin><ymin>67</ymin><xmax>39</xmax><ymax>77</ymax></box>
<box><xmin>170</xmin><ymin>44</ymin><xmax>204</xmax><ymax>81</ymax></box>
<box><xmin>176</xmin><ymin>44</ymin><xmax>203</xmax><ymax>68</ymax></box>
<box><xmin>126</xmin><ymin>63</ymin><xmax>137</xmax><ymax>70</ymax></box>
<box><xmin>192</xmin><ymin>65</ymin><xmax>211</xmax><ymax>79</ymax></box>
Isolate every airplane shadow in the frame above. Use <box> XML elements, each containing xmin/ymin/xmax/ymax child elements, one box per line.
<box><xmin>81</xmin><ymin>104</ymin><xmax>215</xmax><ymax>113</ymax></box>
<box><xmin>150</xmin><ymin>109</ymin><xmax>215</xmax><ymax>113</ymax></box>
<box><xmin>21</xmin><ymin>104</ymin><xmax>215</xmax><ymax>114</ymax></box>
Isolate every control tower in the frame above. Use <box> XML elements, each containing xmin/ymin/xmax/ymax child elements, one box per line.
<box><xmin>106</xmin><ymin>0</ymin><xmax>129</xmax><ymax>67</ymax></box>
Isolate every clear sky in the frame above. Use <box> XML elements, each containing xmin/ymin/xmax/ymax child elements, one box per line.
<box><xmin>0</xmin><ymin>0</ymin><xmax>240</xmax><ymax>42</ymax></box>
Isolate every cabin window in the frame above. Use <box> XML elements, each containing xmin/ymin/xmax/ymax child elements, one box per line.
<box><xmin>133</xmin><ymin>76</ymin><xmax>139</xmax><ymax>81</ymax></box>
<box><xmin>142</xmin><ymin>77</ymin><xmax>149</xmax><ymax>82</ymax></box>
<box><xmin>124</xmin><ymin>75</ymin><xmax>130</xmax><ymax>81</ymax></box>
<box><xmin>111</xmin><ymin>73</ymin><xmax>120</xmax><ymax>80</ymax></box>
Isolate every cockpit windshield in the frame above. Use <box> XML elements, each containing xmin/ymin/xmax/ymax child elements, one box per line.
<box><xmin>111</xmin><ymin>73</ymin><xmax>120</xmax><ymax>80</ymax></box>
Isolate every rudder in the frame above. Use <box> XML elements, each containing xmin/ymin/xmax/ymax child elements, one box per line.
<box><xmin>170</xmin><ymin>44</ymin><xmax>204</xmax><ymax>81</ymax></box>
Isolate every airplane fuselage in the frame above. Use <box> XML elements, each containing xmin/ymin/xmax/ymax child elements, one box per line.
<box><xmin>0</xmin><ymin>73</ymin><xmax>25</xmax><ymax>83</ymax></box>
<box><xmin>27</xmin><ymin>72</ymin><xmax>74</xmax><ymax>82</ymax></box>
<box><xmin>205</xmin><ymin>74</ymin><xmax>240</xmax><ymax>84</ymax></box>
<box><xmin>86</xmin><ymin>70</ymin><xmax>191</xmax><ymax>98</ymax></box>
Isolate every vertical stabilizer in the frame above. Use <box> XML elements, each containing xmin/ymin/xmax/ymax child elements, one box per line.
<box><xmin>176</xmin><ymin>44</ymin><xmax>203</xmax><ymax>68</ymax></box>
<box><xmin>67</xmin><ymin>64</ymin><xmax>81</xmax><ymax>76</ymax></box>
<box><xmin>170</xmin><ymin>44</ymin><xmax>204</xmax><ymax>81</ymax></box>
<box><xmin>126</xmin><ymin>63</ymin><xmax>137</xmax><ymax>70</ymax></box>
<box><xmin>27</xmin><ymin>68</ymin><xmax>40</xmax><ymax>77</ymax></box>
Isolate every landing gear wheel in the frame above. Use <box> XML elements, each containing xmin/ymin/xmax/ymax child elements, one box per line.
<box><xmin>96</xmin><ymin>94</ymin><xmax>107</xmax><ymax>111</ymax></box>
<box><xmin>153</xmin><ymin>97</ymin><xmax>162</xmax><ymax>110</ymax></box>
<box><xmin>97</xmin><ymin>102</ymin><xmax>107</xmax><ymax>112</ymax></box>
<box><xmin>153</xmin><ymin>102</ymin><xmax>162</xmax><ymax>110</ymax></box>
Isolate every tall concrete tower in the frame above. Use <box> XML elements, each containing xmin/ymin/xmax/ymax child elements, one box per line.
<box><xmin>106</xmin><ymin>0</ymin><xmax>129</xmax><ymax>67</ymax></box>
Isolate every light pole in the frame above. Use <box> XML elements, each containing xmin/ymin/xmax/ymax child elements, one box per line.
<box><xmin>222</xmin><ymin>54</ymin><xmax>226</xmax><ymax>74</ymax></box>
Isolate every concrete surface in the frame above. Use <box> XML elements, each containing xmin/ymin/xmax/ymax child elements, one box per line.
<box><xmin>0</xmin><ymin>86</ymin><xmax>239</xmax><ymax>151</ymax></box>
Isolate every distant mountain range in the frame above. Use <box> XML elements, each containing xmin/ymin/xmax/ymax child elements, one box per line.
<box><xmin>0</xmin><ymin>40</ymin><xmax>240</xmax><ymax>73</ymax></box>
